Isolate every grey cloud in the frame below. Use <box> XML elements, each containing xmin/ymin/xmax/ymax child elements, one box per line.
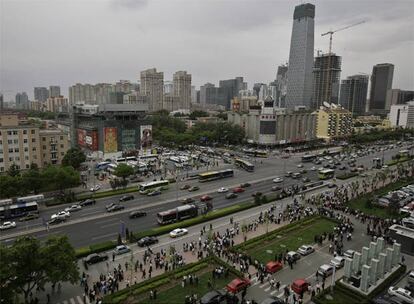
<box><xmin>111</xmin><ymin>0</ymin><xmax>148</xmax><ymax>9</ymax></box>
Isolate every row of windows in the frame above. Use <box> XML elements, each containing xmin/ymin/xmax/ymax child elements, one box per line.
<box><xmin>42</xmin><ymin>136</ymin><xmax>64</xmax><ymax>141</ymax></box>
<box><xmin>0</xmin><ymin>151</ymin><xmax>64</xmax><ymax>163</ymax></box>
<box><xmin>0</xmin><ymin>129</ymin><xmax>36</xmax><ymax>136</ymax></box>
<box><xmin>1</xmin><ymin>138</ymin><xmax>36</xmax><ymax>145</ymax></box>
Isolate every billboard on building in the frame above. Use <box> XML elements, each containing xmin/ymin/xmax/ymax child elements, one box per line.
<box><xmin>77</xmin><ymin>129</ymin><xmax>99</xmax><ymax>151</ymax></box>
<box><xmin>104</xmin><ymin>127</ymin><xmax>118</xmax><ymax>153</ymax></box>
<box><xmin>121</xmin><ymin>129</ymin><xmax>136</xmax><ymax>151</ymax></box>
<box><xmin>140</xmin><ymin>125</ymin><xmax>153</xmax><ymax>150</ymax></box>
<box><xmin>77</xmin><ymin>129</ymin><xmax>87</xmax><ymax>146</ymax></box>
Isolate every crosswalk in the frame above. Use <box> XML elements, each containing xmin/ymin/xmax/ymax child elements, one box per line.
<box><xmin>250</xmin><ymin>276</ymin><xmax>286</xmax><ymax>298</ymax></box>
<box><xmin>55</xmin><ymin>295</ymin><xmax>91</xmax><ymax>304</ymax></box>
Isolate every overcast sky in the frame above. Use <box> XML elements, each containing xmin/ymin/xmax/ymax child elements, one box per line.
<box><xmin>1</xmin><ymin>0</ymin><xmax>413</xmax><ymax>100</ymax></box>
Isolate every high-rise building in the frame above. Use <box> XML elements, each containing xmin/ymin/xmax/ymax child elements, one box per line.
<box><xmin>339</xmin><ymin>75</ymin><xmax>369</xmax><ymax>116</ymax></box>
<box><xmin>140</xmin><ymin>68</ymin><xmax>164</xmax><ymax>112</ymax></box>
<box><xmin>0</xmin><ymin>93</ymin><xmax>4</xmax><ymax>110</ymax></box>
<box><xmin>275</xmin><ymin>64</ymin><xmax>288</xmax><ymax>108</ymax></box>
<box><xmin>95</xmin><ymin>83</ymin><xmax>115</xmax><ymax>105</ymax></box>
<box><xmin>15</xmin><ymin>92</ymin><xmax>29</xmax><ymax>110</ymax></box>
<box><xmin>286</xmin><ymin>3</ymin><xmax>315</xmax><ymax>109</ymax></box>
<box><xmin>191</xmin><ymin>86</ymin><xmax>197</xmax><ymax>104</ymax></box>
<box><xmin>49</xmin><ymin>86</ymin><xmax>61</xmax><ymax>98</ymax></box>
<box><xmin>386</xmin><ymin>89</ymin><xmax>414</xmax><ymax>107</ymax></box>
<box><xmin>200</xmin><ymin>83</ymin><xmax>215</xmax><ymax>105</ymax></box>
<box><xmin>218</xmin><ymin>77</ymin><xmax>246</xmax><ymax>109</ymax></box>
<box><xmin>69</xmin><ymin>83</ymin><xmax>96</xmax><ymax>104</ymax></box>
<box><xmin>46</xmin><ymin>96</ymin><xmax>69</xmax><ymax>112</ymax></box>
<box><xmin>34</xmin><ymin>87</ymin><xmax>49</xmax><ymax>102</ymax></box>
<box><xmin>368</xmin><ymin>63</ymin><xmax>394</xmax><ymax>114</ymax></box>
<box><xmin>163</xmin><ymin>81</ymin><xmax>174</xmax><ymax>94</ymax></box>
<box><xmin>314</xmin><ymin>105</ymin><xmax>353</xmax><ymax>140</ymax></box>
<box><xmin>389</xmin><ymin>101</ymin><xmax>414</xmax><ymax>129</ymax></box>
<box><xmin>313</xmin><ymin>53</ymin><xmax>342</xmax><ymax>108</ymax></box>
<box><xmin>173</xmin><ymin>71</ymin><xmax>192</xmax><ymax>110</ymax></box>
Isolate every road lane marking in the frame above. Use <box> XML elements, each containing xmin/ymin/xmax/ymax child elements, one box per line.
<box><xmin>92</xmin><ymin>233</ymin><xmax>118</xmax><ymax>241</ymax></box>
<box><xmin>76</xmin><ymin>296</ymin><xmax>84</xmax><ymax>304</ymax></box>
<box><xmin>70</xmin><ymin>298</ymin><xmax>76</xmax><ymax>304</ymax></box>
<box><xmin>95</xmin><ymin>218</ymin><xmax>120</xmax><ymax>225</ymax></box>
<box><xmin>100</xmin><ymin>223</ymin><xmax>120</xmax><ymax>228</ymax></box>
<box><xmin>260</xmin><ymin>282</ymin><xmax>269</xmax><ymax>288</ymax></box>
<box><xmin>82</xmin><ymin>210</ymin><xmax>103</xmax><ymax>217</ymax></box>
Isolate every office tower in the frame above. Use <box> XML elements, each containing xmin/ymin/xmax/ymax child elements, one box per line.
<box><xmin>200</xmin><ymin>83</ymin><xmax>215</xmax><ymax>105</ymax></box>
<box><xmin>115</xmin><ymin>80</ymin><xmax>137</xmax><ymax>93</ymax></box>
<box><xmin>140</xmin><ymin>68</ymin><xmax>164</xmax><ymax>112</ymax></box>
<box><xmin>368</xmin><ymin>63</ymin><xmax>394</xmax><ymax>114</ymax></box>
<box><xmin>339</xmin><ymin>75</ymin><xmax>369</xmax><ymax>116</ymax></box>
<box><xmin>219</xmin><ymin>77</ymin><xmax>246</xmax><ymax>109</ymax></box>
<box><xmin>313</xmin><ymin>53</ymin><xmax>342</xmax><ymax>108</ymax></box>
<box><xmin>191</xmin><ymin>86</ymin><xmax>197</xmax><ymax>104</ymax></box>
<box><xmin>15</xmin><ymin>92</ymin><xmax>29</xmax><ymax>110</ymax></box>
<box><xmin>173</xmin><ymin>71</ymin><xmax>192</xmax><ymax>110</ymax></box>
<box><xmin>95</xmin><ymin>83</ymin><xmax>115</xmax><ymax>105</ymax></box>
<box><xmin>286</xmin><ymin>3</ymin><xmax>315</xmax><ymax>109</ymax></box>
<box><xmin>49</xmin><ymin>86</ymin><xmax>61</xmax><ymax>98</ymax></box>
<box><xmin>34</xmin><ymin>87</ymin><xmax>49</xmax><ymax>102</ymax></box>
<box><xmin>69</xmin><ymin>83</ymin><xmax>96</xmax><ymax>104</ymax></box>
<box><xmin>386</xmin><ymin>89</ymin><xmax>414</xmax><ymax>107</ymax></box>
<box><xmin>275</xmin><ymin>64</ymin><xmax>288</xmax><ymax>107</ymax></box>
<box><xmin>257</xmin><ymin>84</ymin><xmax>268</xmax><ymax>102</ymax></box>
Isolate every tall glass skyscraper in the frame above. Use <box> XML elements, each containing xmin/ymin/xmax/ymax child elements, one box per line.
<box><xmin>286</xmin><ymin>3</ymin><xmax>315</xmax><ymax>109</ymax></box>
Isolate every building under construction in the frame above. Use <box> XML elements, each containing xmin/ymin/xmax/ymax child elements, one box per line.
<box><xmin>313</xmin><ymin>53</ymin><xmax>342</xmax><ymax>109</ymax></box>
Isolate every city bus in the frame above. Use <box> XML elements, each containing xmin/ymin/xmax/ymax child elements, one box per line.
<box><xmin>139</xmin><ymin>154</ymin><xmax>159</xmax><ymax>162</ymax></box>
<box><xmin>0</xmin><ymin>201</ymin><xmax>39</xmax><ymax>219</ymax></box>
<box><xmin>139</xmin><ymin>180</ymin><xmax>169</xmax><ymax>194</ymax></box>
<box><xmin>157</xmin><ymin>204</ymin><xmax>198</xmax><ymax>225</ymax></box>
<box><xmin>198</xmin><ymin>169</ymin><xmax>234</xmax><ymax>182</ymax></box>
<box><xmin>318</xmin><ymin>169</ymin><xmax>335</xmax><ymax>180</ymax></box>
<box><xmin>243</xmin><ymin>149</ymin><xmax>269</xmax><ymax>158</ymax></box>
<box><xmin>301</xmin><ymin>154</ymin><xmax>316</xmax><ymax>163</ymax></box>
<box><xmin>234</xmin><ymin>158</ymin><xmax>254</xmax><ymax>172</ymax></box>
<box><xmin>95</xmin><ymin>161</ymin><xmax>110</xmax><ymax>171</ymax></box>
<box><xmin>16</xmin><ymin>194</ymin><xmax>44</xmax><ymax>204</ymax></box>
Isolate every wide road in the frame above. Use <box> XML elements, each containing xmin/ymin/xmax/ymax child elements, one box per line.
<box><xmin>0</xmin><ymin>145</ymin><xmax>405</xmax><ymax>248</ymax></box>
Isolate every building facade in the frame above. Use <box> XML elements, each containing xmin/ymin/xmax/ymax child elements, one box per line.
<box><xmin>313</xmin><ymin>53</ymin><xmax>342</xmax><ymax>108</ymax></box>
<box><xmin>173</xmin><ymin>71</ymin><xmax>192</xmax><ymax>110</ymax></box>
<box><xmin>218</xmin><ymin>77</ymin><xmax>246</xmax><ymax>109</ymax></box>
<box><xmin>389</xmin><ymin>101</ymin><xmax>414</xmax><ymax>129</ymax></box>
<box><xmin>49</xmin><ymin>86</ymin><xmax>61</xmax><ymax>98</ymax></box>
<box><xmin>163</xmin><ymin>94</ymin><xmax>181</xmax><ymax>112</ymax></box>
<box><xmin>34</xmin><ymin>87</ymin><xmax>49</xmax><ymax>102</ymax></box>
<box><xmin>339</xmin><ymin>74</ymin><xmax>369</xmax><ymax>116</ymax></box>
<box><xmin>46</xmin><ymin>96</ymin><xmax>69</xmax><ymax>113</ymax></box>
<box><xmin>140</xmin><ymin>68</ymin><xmax>164</xmax><ymax>112</ymax></box>
<box><xmin>386</xmin><ymin>89</ymin><xmax>414</xmax><ymax>107</ymax></box>
<box><xmin>15</xmin><ymin>92</ymin><xmax>29</xmax><ymax>110</ymax></box>
<box><xmin>286</xmin><ymin>3</ymin><xmax>315</xmax><ymax>109</ymax></box>
<box><xmin>314</xmin><ymin>105</ymin><xmax>353</xmax><ymax>140</ymax></box>
<box><xmin>39</xmin><ymin>129</ymin><xmax>69</xmax><ymax>166</ymax></box>
<box><xmin>369</xmin><ymin>63</ymin><xmax>394</xmax><ymax>115</ymax></box>
<box><xmin>69</xmin><ymin>83</ymin><xmax>96</xmax><ymax>104</ymax></box>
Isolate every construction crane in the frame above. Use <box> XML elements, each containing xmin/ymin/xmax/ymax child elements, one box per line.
<box><xmin>320</xmin><ymin>20</ymin><xmax>366</xmax><ymax>104</ymax></box>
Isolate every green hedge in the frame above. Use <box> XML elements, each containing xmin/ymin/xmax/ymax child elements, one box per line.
<box><xmin>75</xmin><ymin>240</ymin><xmax>117</xmax><ymax>258</ymax></box>
<box><xmin>336</xmin><ymin>172</ymin><xmax>358</xmax><ymax>180</ymax></box>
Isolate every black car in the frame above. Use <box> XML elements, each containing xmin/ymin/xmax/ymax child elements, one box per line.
<box><xmin>225</xmin><ymin>193</ymin><xmax>238</xmax><ymax>199</ymax></box>
<box><xmin>79</xmin><ymin>199</ymin><xmax>96</xmax><ymax>206</ymax></box>
<box><xmin>129</xmin><ymin>211</ymin><xmax>147</xmax><ymax>219</ymax></box>
<box><xmin>137</xmin><ymin>236</ymin><xmax>158</xmax><ymax>247</ymax></box>
<box><xmin>181</xmin><ymin>197</ymin><xmax>195</xmax><ymax>204</ymax></box>
<box><xmin>119</xmin><ymin>194</ymin><xmax>134</xmax><ymax>202</ymax></box>
<box><xmin>240</xmin><ymin>183</ymin><xmax>251</xmax><ymax>188</ymax></box>
<box><xmin>252</xmin><ymin>192</ymin><xmax>262</xmax><ymax>197</ymax></box>
<box><xmin>48</xmin><ymin>217</ymin><xmax>66</xmax><ymax>225</ymax></box>
<box><xmin>107</xmin><ymin>205</ymin><xmax>125</xmax><ymax>212</ymax></box>
<box><xmin>83</xmin><ymin>253</ymin><xmax>108</xmax><ymax>265</ymax></box>
<box><xmin>200</xmin><ymin>290</ymin><xmax>227</xmax><ymax>304</ymax></box>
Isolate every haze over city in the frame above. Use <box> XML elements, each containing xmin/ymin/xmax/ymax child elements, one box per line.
<box><xmin>1</xmin><ymin>0</ymin><xmax>413</xmax><ymax>100</ymax></box>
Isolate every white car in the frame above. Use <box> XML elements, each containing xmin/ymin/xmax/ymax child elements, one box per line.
<box><xmin>113</xmin><ymin>245</ymin><xmax>131</xmax><ymax>255</ymax></box>
<box><xmin>273</xmin><ymin>177</ymin><xmax>284</xmax><ymax>183</ymax></box>
<box><xmin>0</xmin><ymin>221</ymin><xmax>16</xmax><ymax>230</ymax></box>
<box><xmin>90</xmin><ymin>184</ymin><xmax>101</xmax><ymax>192</ymax></box>
<box><xmin>51</xmin><ymin>211</ymin><xmax>70</xmax><ymax>220</ymax></box>
<box><xmin>297</xmin><ymin>245</ymin><xmax>315</xmax><ymax>256</ymax></box>
<box><xmin>330</xmin><ymin>256</ymin><xmax>345</xmax><ymax>269</ymax></box>
<box><xmin>64</xmin><ymin>204</ymin><xmax>82</xmax><ymax>212</ymax></box>
<box><xmin>169</xmin><ymin>228</ymin><xmax>188</xmax><ymax>238</ymax></box>
<box><xmin>217</xmin><ymin>187</ymin><xmax>229</xmax><ymax>193</ymax></box>
<box><xmin>343</xmin><ymin>249</ymin><xmax>355</xmax><ymax>259</ymax></box>
<box><xmin>310</xmin><ymin>166</ymin><xmax>317</xmax><ymax>171</ymax></box>
<box><xmin>388</xmin><ymin>287</ymin><xmax>413</xmax><ymax>303</ymax></box>
<box><xmin>317</xmin><ymin>264</ymin><xmax>334</xmax><ymax>277</ymax></box>
<box><xmin>297</xmin><ymin>164</ymin><xmax>304</xmax><ymax>168</ymax></box>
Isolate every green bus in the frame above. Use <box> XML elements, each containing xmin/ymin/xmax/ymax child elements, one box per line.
<box><xmin>318</xmin><ymin>169</ymin><xmax>335</xmax><ymax>180</ymax></box>
<box><xmin>139</xmin><ymin>180</ymin><xmax>169</xmax><ymax>194</ymax></box>
<box><xmin>198</xmin><ymin>169</ymin><xmax>234</xmax><ymax>182</ymax></box>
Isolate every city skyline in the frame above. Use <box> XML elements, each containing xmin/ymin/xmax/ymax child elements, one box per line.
<box><xmin>1</xmin><ymin>0</ymin><xmax>413</xmax><ymax>101</ymax></box>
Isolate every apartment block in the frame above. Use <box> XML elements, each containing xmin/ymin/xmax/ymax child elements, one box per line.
<box><xmin>314</xmin><ymin>105</ymin><xmax>353</xmax><ymax>140</ymax></box>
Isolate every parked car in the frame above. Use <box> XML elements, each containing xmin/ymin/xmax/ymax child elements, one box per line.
<box><xmin>107</xmin><ymin>205</ymin><xmax>125</xmax><ymax>212</ymax></box>
<box><xmin>19</xmin><ymin>213</ymin><xmax>39</xmax><ymax>222</ymax></box>
<box><xmin>65</xmin><ymin>204</ymin><xmax>82</xmax><ymax>212</ymax></box>
<box><xmin>226</xmin><ymin>278</ymin><xmax>251</xmax><ymax>293</ymax></box>
<box><xmin>170</xmin><ymin>228</ymin><xmax>188</xmax><ymax>238</ymax></box>
<box><xmin>388</xmin><ymin>287</ymin><xmax>414</xmax><ymax>303</ymax></box>
<box><xmin>291</xmin><ymin>279</ymin><xmax>309</xmax><ymax>294</ymax></box>
<box><xmin>297</xmin><ymin>245</ymin><xmax>314</xmax><ymax>256</ymax></box>
<box><xmin>137</xmin><ymin>236</ymin><xmax>158</xmax><ymax>247</ymax></box>
<box><xmin>317</xmin><ymin>264</ymin><xmax>334</xmax><ymax>278</ymax></box>
<box><xmin>79</xmin><ymin>199</ymin><xmax>96</xmax><ymax>206</ymax></box>
<box><xmin>217</xmin><ymin>187</ymin><xmax>229</xmax><ymax>193</ymax></box>
<box><xmin>408</xmin><ymin>270</ymin><xmax>414</xmax><ymax>284</ymax></box>
<box><xmin>273</xmin><ymin>177</ymin><xmax>284</xmax><ymax>183</ymax></box>
<box><xmin>200</xmin><ymin>290</ymin><xmax>227</xmax><ymax>304</ymax></box>
<box><xmin>119</xmin><ymin>194</ymin><xmax>134</xmax><ymax>202</ymax></box>
<box><xmin>344</xmin><ymin>249</ymin><xmax>356</xmax><ymax>259</ymax></box>
<box><xmin>330</xmin><ymin>256</ymin><xmax>345</xmax><ymax>269</ymax></box>
<box><xmin>113</xmin><ymin>245</ymin><xmax>131</xmax><ymax>255</ymax></box>
<box><xmin>0</xmin><ymin>221</ymin><xmax>16</xmax><ymax>230</ymax></box>
<box><xmin>265</xmin><ymin>261</ymin><xmax>283</xmax><ymax>274</ymax></box>
<box><xmin>286</xmin><ymin>251</ymin><xmax>301</xmax><ymax>262</ymax></box>
<box><xmin>51</xmin><ymin>211</ymin><xmax>70</xmax><ymax>220</ymax></box>
<box><xmin>232</xmin><ymin>187</ymin><xmax>245</xmax><ymax>193</ymax></box>
<box><xmin>181</xmin><ymin>197</ymin><xmax>195</xmax><ymax>204</ymax></box>
<box><xmin>285</xmin><ymin>171</ymin><xmax>292</xmax><ymax>177</ymax></box>
<box><xmin>200</xmin><ymin>195</ymin><xmax>212</xmax><ymax>202</ymax></box>
<box><xmin>297</xmin><ymin>164</ymin><xmax>304</xmax><ymax>168</ymax></box>
<box><xmin>240</xmin><ymin>183</ymin><xmax>251</xmax><ymax>188</ymax></box>
<box><xmin>188</xmin><ymin>186</ymin><xmax>200</xmax><ymax>192</ymax></box>
<box><xmin>129</xmin><ymin>211</ymin><xmax>147</xmax><ymax>219</ymax></box>
<box><xmin>226</xmin><ymin>193</ymin><xmax>238</xmax><ymax>199</ymax></box>
<box><xmin>83</xmin><ymin>253</ymin><xmax>108</xmax><ymax>265</ymax></box>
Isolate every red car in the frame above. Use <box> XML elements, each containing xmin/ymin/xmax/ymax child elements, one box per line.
<box><xmin>232</xmin><ymin>187</ymin><xmax>245</xmax><ymax>193</ymax></box>
<box><xmin>291</xmin><ymin>279</ymin><xmax>309</xmax><ymax>294</ymax></box>
<box><xmin>200</xmin><ymin>195</ymin><xmax>212</xmax><ymax>202</ymax></box>
<box><xmin>265</xmin><ymin>261</ymin><xmax>283</xmax><ymax>273</ymax></box>
<box><xmin>226</xmin><ymin>278</ymin><xmax>251</xmax><ymax>293</ymax></box>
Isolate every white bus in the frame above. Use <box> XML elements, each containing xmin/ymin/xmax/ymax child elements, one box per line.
<box><xmin>16</xmin><ymin>194</ymin><xmax>44</xmax><ymax>204</ymax></box>
<box><xmin>139</xmin><ymin>154</ymin><xmax>159</xmax><ymax>162</ymax></box>
<box><xmin>139</xmin><ymin>180</ymin><xmax>169</xmax><ymax>194</ymax></box>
